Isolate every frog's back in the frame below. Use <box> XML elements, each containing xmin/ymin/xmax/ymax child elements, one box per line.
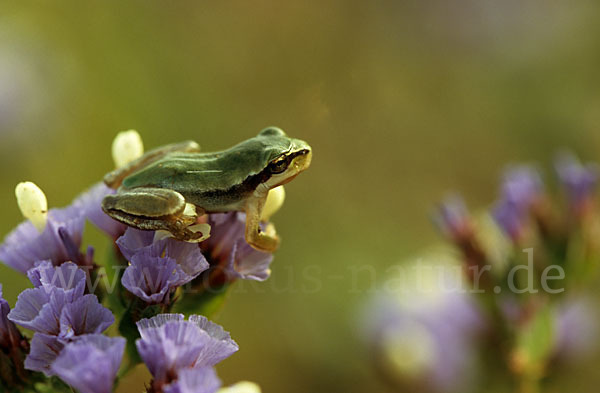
<box><xmin>120</xmin><ymin>138</ymin><xmax>278</xmax><ymax>211</ymax></box>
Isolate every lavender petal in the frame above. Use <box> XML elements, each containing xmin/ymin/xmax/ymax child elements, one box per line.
<box><xmin>25</xmin><ymin>333</ymin><xmax>64</xmax><ymax>376</ymax></box>
<box><xmin>59</xmin><ymin>294</ymin><xmax>114</xmax><ymax>338</ymax></box>
<box><xmin>51</xmin><ymin>334</ymin><xmax>125</xmax><ymax>393</ymax></box>
<box><xmin>163</xmin><ymin>367</ymin><xmax>222</xmax><ymax>393</ymax></box>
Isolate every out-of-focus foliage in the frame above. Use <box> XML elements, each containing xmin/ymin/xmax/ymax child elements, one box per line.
<box><xmin>1</xmin><ymin>1</ymin><xmax>600</xmax><ymax>392</ymax></box>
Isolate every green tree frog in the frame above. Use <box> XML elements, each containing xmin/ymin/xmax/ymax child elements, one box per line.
<box><xmin>101</xmin><ymin>127</ymin><xmax>312</xmax><ymax>252</ymax></box>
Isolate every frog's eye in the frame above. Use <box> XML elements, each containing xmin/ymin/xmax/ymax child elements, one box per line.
<box><xmin>259</xmin><ymin>127</ymin><xmax>286</xmax><ymax>137</ymax></box>
<box><xmin>268</xmin><ymin>156</ymin><xmax>289</xmax><ymax>174</ymax></box>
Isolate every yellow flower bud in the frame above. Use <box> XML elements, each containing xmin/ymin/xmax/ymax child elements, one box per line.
<box><xmin>112</xmin><ymin>130</ymin><xmax>144</xmax><ymax>168</ymax></box>
<box><xmin>261</xmin><ymin>186</ymin><xmax>285</xmax><ymax>221</ymax></box>
<box><xmin>15</xmin><ymin>181</ymin><xmax>48</xmax><ymax>232</ymax></box>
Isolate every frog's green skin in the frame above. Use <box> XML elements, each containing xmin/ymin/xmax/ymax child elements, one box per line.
<box><xmin>101</xmin><ymin>127</ymin><xmax>312</xmax><ymax>252</ymax></box>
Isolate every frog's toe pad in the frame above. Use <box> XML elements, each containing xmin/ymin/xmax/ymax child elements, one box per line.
<box><xmin>184</xmin><ymin>223</ymin><xmax>211</xmax><ymax>243</ymax></box>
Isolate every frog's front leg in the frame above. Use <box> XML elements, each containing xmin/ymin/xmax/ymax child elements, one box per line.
<box><xmin>104</xmin><ymin>140</ymin><xmax>201</xmax><ymax>189</ymax></box>
<box><xmin>102</xmin><ymin>187</ymin><xmax>207</xmax><ymax>241</ymax></box>
<box><xmin>244</xmin><ymin>196</ymin><xmax>280</xmax><ymax>252</ymax></box>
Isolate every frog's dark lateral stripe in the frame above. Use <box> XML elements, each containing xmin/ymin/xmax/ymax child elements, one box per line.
<box><xmin>191</xmin><ymin>149</ymin><xmax>310</xmax><ymax>210</ymax></box>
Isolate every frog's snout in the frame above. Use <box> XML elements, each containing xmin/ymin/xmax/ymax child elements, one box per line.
<box><xmin>293</xmin><ymin>148</ymin><xmax>312</xmax><ymax>172</ymax></box>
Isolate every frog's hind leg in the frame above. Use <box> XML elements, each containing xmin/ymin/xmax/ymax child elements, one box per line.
<box><xmin>102</xmin><ymin>187</ymin><xmax>206</xmax><ymax>241</ymax></box>
<box><xmin>104</xmin><ymin>140</ymin><xmax>201</xmax><ymax>188</ymax></box>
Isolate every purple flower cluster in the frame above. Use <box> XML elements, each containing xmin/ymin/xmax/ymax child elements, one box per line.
<box><xmin>201</xmin><ymin>213</ymin><xmax>273</xmax><ymax>282</ymax></box>
<box><xmin>136</xmin><ymin>313</ymin><xmax>238</xmax><ymax>393</ymax></box>
<box><xmin>6</xmin><ymin>261</ymin><xmax>122</xmax><ymax>393</ymax></box>
<box><xmin>0</xmin><ymin>205</ymin><xmax>89</xmax><ymax>274</ymax></box>
<box><xmin>0</xmin><ymin>181</ymin><xmax>127</xmax><ymax>274</ymax></box>
<box><xmin>427</xmin><ymin>152</ymin><xmax>600</xmax><ymax>391</ymax></box>
<box><xmin>0</xmin><ymin>177</ymin><xmax>276</xmax><ymax>392</ymax></box>
<box><xmin>114</xmin><ymin>212</ymin><xmax>274</xmax><ymax>305</ymax></box>
<box><xmin>363</xmin><ymin>262</ymin><xmax>484</xmax><ymax>393</ymax></box>
<box><xmin>117</xmin><ymin>229</ymin><xmax>209</xmax><ymax>304</ymax></box>
<box><xmin>436</xmin><ymin>154</ymin><xmax>598</xmax><ymax>244</ymax></box>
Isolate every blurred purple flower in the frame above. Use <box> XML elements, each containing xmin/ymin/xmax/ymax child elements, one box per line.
<box><xmin>0</xmin><ymin>206</ymin><xmax>89</xmax><ymax>274</ymax></box>
<box><xmin>554</xmin><ymin>297</ymin><xmax>599</xmax><ymax>363</ymax></box>
<box><xmin>163</xmin><ymin>367</ymin><xmax>222</xmax><ymax>393</ymax></box>
<box><xmin>136</xmin><ymin>314</ymin><xmax>238</xmax><ymax>386</ymax></box>
<box><xmin>363</xmin><ymin>261</ymin><xmax>484</xmax><ymax>393</ymax></box>
<box><xmin>555</xmin><ymin>152</ymin><xmax>598</xmax><ymax>215</ymax></box>
<box><xmin>0</xmin><ymin>284</ymin><xmax>22</xmax><ymax>350</ymax></box>
<box><xmin>72</xmin><ymin>182</ymin><xmax>127</xmax><ymax>239</ymax></box>
<box><xmin>500</xmin><ymin>166</ymin><xmax>543</xmax><ymax>208</ymax></box>
<box><xmin>51</xmin><ymin>334</ymin><xmax>125</xmax><ymax>393</ymax></box>
<box><xmin>201</xmin><ymin>212</ymin><xmax>273</xmax><ymax>281</ymax></box>
<box><xmin>492</xmin><ymin>199</ymin><xmax>524</xmax><ymax>241</ymax></box>
<box><xmin>493</xmin><ymin>166</ymin><xmax>543</xmax><ymax>240</ymax></box>
<box><xmin>433</xmin><ymin>194</ymin><xmax>471</xmax><ymax>240</ymax></box>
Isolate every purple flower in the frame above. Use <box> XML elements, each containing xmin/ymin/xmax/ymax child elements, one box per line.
<box><xmin>51</xmin><ymin>334</ymin><xmax>125</xmax><ymax>393</ymax></box>
<box><xmin>72</xmin><ymin>182</ymin><xmax>127</xmax><ymax>239</ymax></box>
<box><xmin>9</xmin><ymin>262</ymin><xmax>87</xmax><ymax>334</ymax></box>
<box><xmin>121</xmin><ymin>253</ymin><xmax>191</xmax><ymax>304</ymax></box>
<box><xmin>116</xmin><ymin>228</ymin><xmax>155</xmax><ymax>259</ymax></box>
<box><xmin>554</xmin><ymin>297</ymin><xmax>599</xmax><ymax>363</ymax></box>
<box><xmin>201</xmin><ymin>213</ymin><xmax>273</xmax><ymax>281</ymax></box>
<box><xmin>492</xmin><ymin>166</ymin><xmax>543</xmax><ymax>240</ymax></box>
<box><xmin>118</xmin><ymin>228</ymin><xmax>209</xmax><ymax>278</ymax></box>
<box><xmin>433</xmin><ymin>194</ymin><xmax>471</xmax><ymax>240</ymax></box>
<box><xmin>0</xmin><ymin>284</ymin><xmax>22</xmax><ymax>350</ymax></box>
<box><xmin>118</xmin><ymin>229</ymin><xmax>209</xmax><ymax>303</ymax></box>
<box><xmin>492</xmin><ymin>199</ymin><xmax>524</xmax><ymax>241</ymax></box>
<box><xmin>363</xmin><ymin>261</ymin><xmax>484</xmax><ymax>393</ymax></box>
<box><xmin>59</xmin><ymin>294</ymin><xmax>115</xmax><ymax>338</ymax></box>
<box><xmin>136</xmin><ymin>314</ymin><xmax>238</xmax><ymax>385</ymax></box>
<box><xmin>555</xmin><ymin>152</ymin><xmax>598</xmax><ymax>215</ymax></box>
<box><xmin>0</xmin><ymin>205</ymin><xmax>88</xmax><ymax>273</ymax></box>
<box><xmin>8</xmin><ymin>262</ymin><xmax>115</xmax><ymax>373</ymax></box>
<box><xmin>163</xmin><ymin>367</ymin><xmax>222</xmax><ymax>393</ymax></box>
<box><xmin>8</xmin><ymin>287</ymin><xmax>67</xmax><ymax>335</ymax></box>
<box><xmin>27</xmin><ymin>260</ymin><xmax>87</xmax><ymax>297</ymax></box>
<box><xmin>25</xmin><ymin>333</ymin><xmax>65</xmax><ymax>376</ymax></box>
<box><xmin>499</xmin><ymin>166</ymin><xmax>543</xmax><ymax>208</ymax></box>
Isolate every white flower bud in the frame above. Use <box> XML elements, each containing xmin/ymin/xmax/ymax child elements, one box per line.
<box><xmin>15</xmin><ymin>181</ymin><xmax>48</xmax><ymax>232</ymax></box>
<box><xmin>217</xmin><ymin>381</ymin><xmax>262</xmax><ymax>393</ymax></box>
<box><xmin>112</xmin><ymin>130</ymin><xmax>144</xmax><ymax>168</ymax></box>
<box><xmin>261</xmin><ymin>185</ymin><xmax>285</xmax><ymax>221</ymax></box>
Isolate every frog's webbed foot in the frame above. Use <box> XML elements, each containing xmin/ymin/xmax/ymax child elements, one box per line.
<box><xmin>102</xmin><ymin>187</ymin><xmax>208</xmax><ymax>242</ymax></box>
<box><xmin>244</xmin><ymin>197</ymin><xmax>280</xmax><ymax>252</ymax></box>
<box><xmin>104</xmin><ymin>140</ymin><xmax>201</xmax><ymax>189</ymax></box>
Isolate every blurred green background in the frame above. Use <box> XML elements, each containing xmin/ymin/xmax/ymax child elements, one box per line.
<box><xmin>1</xmin><ymin>1</ymin><xmax>600</xmax><ymax>392</ymax></box>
